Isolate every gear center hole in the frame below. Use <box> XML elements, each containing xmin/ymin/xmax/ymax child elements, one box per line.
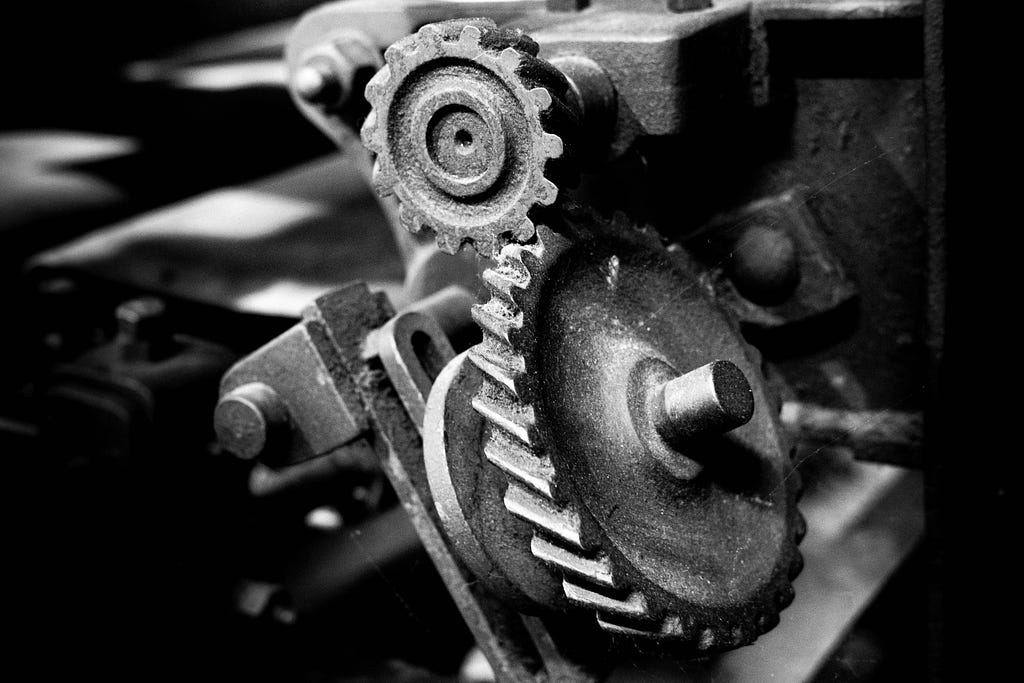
<box><xmin>454</xmin><ymin>129</ymin><xmax>474</xmax><ymax>153</ymax></box>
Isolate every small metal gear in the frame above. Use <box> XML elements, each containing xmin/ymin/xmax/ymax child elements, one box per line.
<box><xmin>467</xmin><ymin>207</ymin><xmax>805</xmax><ymax>653</ymax></box>
<box><xmin>360</xmin><ymin>18</ymin><xmax>575</xmax><ymax>257</ymax></box>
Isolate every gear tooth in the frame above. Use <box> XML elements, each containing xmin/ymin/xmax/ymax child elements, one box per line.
<box><xmin>364</xmin><ymin>65</ymin><xmax>391</xmax><ymax>102</ymax></box>
<box><xmin>775</xmin><ymin>583</ymin><xmax>796</xmax><ymax>609</ymax></box>
<box><xmin>475</xmin><ymin>235</ymin><xmax>500</xmax><ymax>259</ymax></box>
<box><xmin>731</xmin><ymin>627</ymin><xmax>751</xmax><ymax>647</ymax></box>
<box><xmin>482</xmin><ymin>267</ymin><xmax>529</xmax><ymax>305</ymax></box>
<box><xmin>383</xmin><ymin>39</ymin><xmax>414</xmax><ymax>66</ymax></box>
<box><xmin>472</xmin><ymin>300</ymin><xmax>521</xmax><ymax>346</ymax></box>
<box><xmin>435</xmin><ymin>231</ymin><xmax>463</xmax><ymax>255</ymax></box>
<box><xmin>416</xmin><ymin>23</ymin><xmax>443</xmax><ymax>40</ymax></box>
<box><xmin>595</xmin><ymin>615</ymin><xmax>680</xmax><ymax>640</ymax></box>
<box><xmin>484</xmin><ymin>431</ymin><xmax>557</xmax><ymax>499</ymax></box>
<box><xmin>794</xmin><ymin>511</ymin><xmax>807</xmax><ymax>543</ymax></box>
<box><xmin>510</xmin><ymin>217</ymin><xmax>536</xmax><ymax>243</ymax></box>
<box><xmin>458</xmin><ymin>23</ymin><xmax>483</xmax><ymax>47</ymax></box>
<box><xmin>536</xmin><ymin>179</ymin><xmax>559</xmax><ymax>207</ymax></box>
<box><xmin>788</xmin><ymin>551</ymin><xmax>804</xmax><ymax>579</ymax></box>
<box><xmin>397</xmin><ymin>202</ymin><xmax>424</xmax><ymax>234</ymax></box>
<box><xmin>498</xmin><ymin>45</ymin><xmax>521</xmax><ymax>71</ymax></box>
<box><xmin>758</xmin><ymin>609</ymin><xmax>780</xmax><ymax>635</ymax></box>
<box><xmin>469</xmin><ymin>343</ymin><xmax>524</xmax><ymax>396</ymax></box>
<box><xmin>529</xmin><ymin>86</ymin><xmax>553</xmax><ymax>111</ymax></box>
<box><xmin>563</xmin><ymin>582</ymin><xmax>650</xmax><ymax>620</ymax></box>
<box><xmin>532</xmin><ymin>537</ymin><xmax>618</xmax><ymax>588</ymax></box>
<box><xmin>697</xmin><ymin>628</ymin><xmax>717</xmax><ymax>652</ymax></box>
<box><xmin>360</xmin><ymin>109</ymin><xmax>379</xmax><ymax>149</ymax></box>
<box><xmin>504</xmin><ymin>483</ymin><xmax>589</xmax><ymax>550</ymax></box>
<box><xmin>370</xmin><ymin>159</ymin><xmax>396</xmax><ymax>197</ymax></box>
<box><xmin>472</xmin><ymin>381</ymin><xmax>535</xmax><ymax>446</ymax></box>
<box><xmin>540</xmin><ymin>132</ymin><xmax>564</xmax><ymax>160</ymax></box>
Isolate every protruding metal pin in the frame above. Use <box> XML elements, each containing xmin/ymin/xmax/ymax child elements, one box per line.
<box><xmin>653</xmin><ymin>360</ymin><xmax>754</xmax><ymax>444</ymax></box>
<box><xmin>214</xmin><ymin>382</ymin><xmax>291</xmax><ymax>460</ymax></box>
<box><xmin>294</xmin><ymin>62</ymin><xmax>342</xmax><ymax>105</ymax></box>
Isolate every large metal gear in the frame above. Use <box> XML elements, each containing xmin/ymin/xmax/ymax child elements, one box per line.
<box><xmin>460</xmin><ymin>206</ymin><xmax>805</xmax><ymax>653</ymax></box>
<box><xmin>360</xmin><ymin>18</ymin><xmax>575</xmax><ymax>257</ymax></box>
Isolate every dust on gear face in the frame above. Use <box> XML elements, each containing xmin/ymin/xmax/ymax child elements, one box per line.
<box><xmin>361</xmin><ymin>19</ymin><xmax>571</xmax><ymax>258</ymax></box>
<box><xmin>467</xmin><ymin>209</ymin><xmax>805</xmax><ymax>653</ymax></box>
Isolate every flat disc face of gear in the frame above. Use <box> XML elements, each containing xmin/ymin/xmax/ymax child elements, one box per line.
<box><xmin>469</xmin><ymin>214</ymin><xmax>802</xmax><ymax>650</ymax></box>
<box><xmin>537</xmin><ymin>238</ymin><xmax>795</xmax><ymax>613</ymax></box>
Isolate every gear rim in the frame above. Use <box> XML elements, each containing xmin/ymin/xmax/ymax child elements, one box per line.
<box><xmin>467</xmin><ymin>207</ymin><xmax>805</xmax><ymax>651</ymax></box>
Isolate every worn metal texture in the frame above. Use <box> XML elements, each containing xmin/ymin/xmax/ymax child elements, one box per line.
<box><xmin>312</xmin><ymin>282</ymin><xmax>606</xmax><ymax>682</ymax></box>
<box><xmin>746</xmin><ymin>77</ymin><xmax>929</xmax><ymax>435</ymax></box>
<box><xmin>217</xmin><ymin>309</ymin><xmax>369</xmax><ymax>467</ymax></box>
<box><xmin>609</xmin><ymin>450</ymin><xmax>924</xmax><ymax>681</ymax></box>
<box><xmin>469</xmin><ymin>206</ymin><xmax>803</xmax><ymax>651</ymax></box>
<box><xmin>424</xmin><ymin>352</ymin><xmax>570</xmax><ymax>613</ymax></box>
<box><xmin>286</xmin><ymin>0</ymin><xmax>549</xmax><ymax>149</ymax></box>
<box><xmin>362</xmin><ymin>18</ymin><xmax>576</xmax><ymax>256</ymax></box>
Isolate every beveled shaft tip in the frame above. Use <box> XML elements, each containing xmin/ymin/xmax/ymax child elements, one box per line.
<box><xmin>655</xmin><ymin>360</ymin><xmax>754</xmax><ymax>443</ymax></box>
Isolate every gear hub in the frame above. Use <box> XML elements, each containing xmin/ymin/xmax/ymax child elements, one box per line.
<box><xmin>361</xmin><ymin>18</ymin><xmax>575</xmax><ymax>257</ymax></box>
<box><xmin>425</xmin><ymin>207</ymin><xmax>804</xmax><ymax>654</ymax></box>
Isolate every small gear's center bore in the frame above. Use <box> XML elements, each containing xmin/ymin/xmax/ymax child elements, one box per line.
<box><xmin>426</xmin><ymin>105</ymin><xmax>493</xmax><ymax>180</ymax></box>
<box><xmin>455</xmin><ymin>128</ymin><xmax>473</xmax><ymax>151</ymax></box>
<box><xmin>412</xmin><ymin>81</ymin><xmax>509</xmax><ymax>199</ymax></box>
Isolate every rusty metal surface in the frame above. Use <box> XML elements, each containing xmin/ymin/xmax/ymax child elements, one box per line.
<box><xmin>465</xmin><ymin>208</ymin><xmax>803</xmax><ymax>650</ymax></box>
<box><xmin>361</xmin><ymin>18</ymin><xmax>576</xmax><ymax>256</ymax></box>
<box><xmin>217</xmin><ymin>311</ymin><xmax>370</xmax><ymax>467</ymax></box>
<box><xmin>687</xmin><ymin>186</ymin><xmax>858</xmax><ymax>331</ymax></box>
<box><xmin>321</xmin><ymin>283</ymin><xmax>602</xmax><ymax>682</ymax></box>
<box><xmin>609</xmin><ymin>451</ymin><xmax>924</xmax><ymax>681</ymax></box>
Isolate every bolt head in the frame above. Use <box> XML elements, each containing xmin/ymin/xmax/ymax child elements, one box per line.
<box><xmin>729</xmin><ymin>225</ymin><xmax>800</xmax><ymax>306</ymax></box>
<box><xmin>214</xmin><ymin>382</ymin><xmax>288</xmax><ymax>460</ymax></box>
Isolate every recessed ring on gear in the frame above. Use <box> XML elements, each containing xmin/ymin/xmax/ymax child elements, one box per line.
<box><xmin>360</xmin><ymin>18</ymin><xmax>574</xmax><ymax>257</ymax></box>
